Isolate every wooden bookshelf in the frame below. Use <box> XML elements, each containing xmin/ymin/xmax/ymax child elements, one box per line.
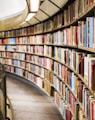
<box><xmin>6</xmin><ymin>97</ymin><xmax>13</xmax><ymax>120</ymax></box>
<box><xmin>1</xmin><ymin>0</ymin><xmax>95</xmax><ymax>119</ymax></box>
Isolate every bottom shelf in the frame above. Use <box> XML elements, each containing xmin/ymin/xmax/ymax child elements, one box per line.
<box><xmin>6</xmin><ymin>97</ymin><xmax>13</xmax><ymax>120</ymax></box>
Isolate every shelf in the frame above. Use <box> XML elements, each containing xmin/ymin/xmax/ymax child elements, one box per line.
<box><xmin>6</xmin><ymin>97</ymin><xmax>13</xmax><ymax>120</ymax></box>
<box><xmin>5</xmin><ymin>64</ymin><xmax>25</xmax><ymax>70</ymax></box>
<box><xmin>78</xmin><ymin>46</ymin><xmax>95</xmax><ymax>53</ymax></box>
<box><xmin>0</xmin><ymin>57</ymin><xmax>25</xmax><ymax>61</ymax></box>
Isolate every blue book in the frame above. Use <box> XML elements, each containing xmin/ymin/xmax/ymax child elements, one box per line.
<box><xmin>16</xmin><ymin>68</ymin><xmax>18</xmax><ymax>74</ymax></box>
<box><xmin>54</xmin><ymin>47</ymin><xmax>56</xmax><ymax>57</ymax></box>
<box><xmin>84</xmin><ymin>23</ymin><xmax>87</xmax><ymax>47</ymax></box>
<box><xmin>70</xmin><ymin>72</ymin><xmax>72</xmax><ymax>89</ymax></box>
<box><xmin>6</xmin><ymin>45</ymin><xmax>11</xmax><ymax>51</ymax></box>
<box><xmin>89</xmin><ymin>17</ymin><xmax>94</xmax><ymax>48</ymax></box>
<box><xmin>9</xmin><ymin>38</ymin><xmax>16</xmax><ymax>44</ymax></box>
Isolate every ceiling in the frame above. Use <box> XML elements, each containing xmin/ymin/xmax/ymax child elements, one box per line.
<box><xmin>0</xmin><ymin>0</ymin><xmax>68</xmax><ymax>31</ymax></box>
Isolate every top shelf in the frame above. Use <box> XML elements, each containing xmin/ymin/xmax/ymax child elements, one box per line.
<box><xmin>0</xmin><ymin>1</ymin><xmax>95</xmax><ymax>38</ymax></box>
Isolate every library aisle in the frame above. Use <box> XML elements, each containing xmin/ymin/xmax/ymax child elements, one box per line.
<box><xmin>6</xmin><ymin>77</ymin><xmax>63</xmax><ymax>120</ymax></box>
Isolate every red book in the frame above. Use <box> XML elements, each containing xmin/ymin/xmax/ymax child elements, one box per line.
<box><xmin>90</xmin><ymin>100</ymin><xmax>95</xmax><ymax>120</ymax></box>
<box><xmin>91</xmin><ymin>63</ymin><xmax>95</xmax><ymax>91</ymax></box>
<box><xmin>78</xmin><ymin>81</ymin><xmax>83</xmax><ymax>103</ymax></box>
<box><xmin>62</xmin><ymin>65</ymin><xmax>65</xmax><ymax>80</ymax></box>
<box><xmin>66</xmin><ymin>109</ymin><xmax>72</xmax><ymax>120</ymax></box>
<box><xmin>74</xmin><ymin>26</ymin><xmax>78</xmax><ymax>46</ymax></box>
<box><xmin>16</xmin><ymin>38</ymin><xmax>19</xmax><ymax>44</ymax></box>
<box><xmin>92</xmin><ymin>101</ymin><xmax>95</xmax><ymax>120</ymax></box>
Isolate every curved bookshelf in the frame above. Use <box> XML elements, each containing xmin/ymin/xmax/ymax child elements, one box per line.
<box><xmin>0</xmin><ymin>1</ymin><xmax>95</xmax><ymax>120</ymax></box>
<box><xmin>4</xmin><ymin>58</ymin><xmax>90</xmax><ymax>120</ymax></box>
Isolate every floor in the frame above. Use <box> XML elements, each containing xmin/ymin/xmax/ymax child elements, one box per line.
<box><xmin>6</xmin><ymin>77</ymin><xmax>63</xmax><ymax>120</ymax></box>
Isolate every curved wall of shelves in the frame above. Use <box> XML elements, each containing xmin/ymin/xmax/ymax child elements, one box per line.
<box><xmin>0</xmin><ymin>0</ymin><xmax>95</xmax><ymax>120</ymax></box>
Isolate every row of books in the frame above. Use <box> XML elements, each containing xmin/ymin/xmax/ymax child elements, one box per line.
<box><xmin>34</xmin><ymin>23</ymin><xmax>44</xmax><ymax>34</ymax></box>
<box><xmin>5</xmin><ymin>45</ymin><xmax>44</xmax><ymax>55</ymax></box>
<box><xmin>44</xmin><ymin>68</ymin><xmax>79</xmax><ymax>101</ymax></box>
<box><xmin>26</xmin><ymin>55</ymin><xmax>44</xmax><ymax>66</ymax></box>
<box><xmin>0</xmin><ymin>58</ymin><xmax>6</xmax><ymax>64</ymax></box>
<box><xmin>6</xmin><ymin>65</ymin><xmax>44</xmax><ymax>89</ymax></box>
<box><xmin>0</xmin><ymin>52</ymin><xmax>53</xmax><ymax>71</ymax></box>
<box><xmin>64</xmin><ymin>0</ymin><xmax>94</xmax><ymax>25</ymax></box>
<box><xmin>43</xmin><ymin>33</ymin><xmax>53</xmax><ymax>44</ymax></box>
<box><xmin>0</xmin><ymin>38</ymin><xmax>16</xmax><ymax>44</ymax></box>
<box><xmin>25</xmin><ymin>71</ymin><xmax>44</xmax><ymax>89</ymax></box>
<box><xmin>11</xmin><ymin>54</ymin><xmax>53</xmax><ymax>71</ymax></box>
<box><xmin>54</xmin><ymin>47</ymin><xmax>79</xmax><ymax>71</ymax></box>
<box><xmin>5</xmin><ymin>45</ymin><xmax>53</xmax><ymax>57</ymax></box>
<box><xmin>4</xmin><ymin>28</ymin><xmax>27</xmax><ymax>38</ymax></box>
<box><xmin>6</xmin><ymin>52</ymin><xmax>25</xmax><ymax>60</ymax></box>
<box><xmin>1</xmin><ymin>17</ymin><xmax>95</xmax><ymax>48</ymax></box>
<box><xmin>53</xmin><ymin>12</ymin><xmax>63</xmax><ymax>29</ymax></box>
<box><xmin>54</xmin><ymin>54</ymin><xmax>95</xmax><ymax>92</ymax></box>
<box><xmin>25</xmin><ymin>63</ymin><xmax>44</xmax><ymax>77</ymax></box>
<box><xmin>4</xmin><ymin>55</ymin><xmax>53</xmax><ymax>71</ymax></box>
<box><xmin>1</xmin><ymin>46</ymin><xmax>95</xmax><ymax>92</ymax></box>
<box><xmin>26</xmin><ymin>54</ymin><xmax>48</xmax><ymax>68</ymax></box>
<box><xmin>43</xmin><ymin>19</ymin><xmax>53</xmax><ymax>32</ymax></box>
<box><xmin>54</xmin><ymin>47</ymin><xmax>93</xmax><ymax>77</ymax></box>
<box><xmin>53</xmin><ymin>17</ymin><xmax>95</xmax><ymax>48</ymax></box>
<box><xmin>1</xmin><ymin>45</ymin><xmax>95</xmax><ymax>92</ymax></box>
<box><xmin>15</xmin><ymin>28</ymin><xmax>27</xmax><ymax>36</ymax></box>
<box><xmin>6</xmin><ymin>60</ymin><xmax>45</xmax><ymax>78</ymax></box>
<box><xmin>44</xmin><ymin>45</ymin><xmax>53</xmax><ymax>57</ymax></box>
<box><xmin>0</xmin><ymin>32</ymin><xmax>63</xmax><ymax>45</ymax></box>
<box><xmin>16</xmin><ymin>35</ymin><xmax>44</xmax><ymax>44</ymax></box>
<box><xmin>0</xmin><ymin>51</ymin><xmax>25</xmax><ymax>60</ymax></box>
<box><xmin>5</xmin><ymin>59</ymin><xmax>25</xmax><ymax>68</ymax></box>
<box><xmin>6</xmin><ymin>65</ymin><xmax>51</xmax><ymax>95</ymax></box>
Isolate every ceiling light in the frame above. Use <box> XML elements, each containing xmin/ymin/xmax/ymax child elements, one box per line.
<box><xmin>30</xmin><ymin>0</ymin><xmax>40</xmax><ymax>12</ymax></box>
<box><xmin>25</xmin><ymin>13</ymin><xmax>35</xmax><ymax>21</ymax></box>
<box><xmin>20</xmin><ymin>21</ymin><xmax>26</xmax><ymax>25</ymax></box>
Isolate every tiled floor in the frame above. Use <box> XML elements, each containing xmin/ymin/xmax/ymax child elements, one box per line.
<box><xmin>6</xmin><ymin>77</ymin><xmax>63</xmax><ymax>120</ymax></box>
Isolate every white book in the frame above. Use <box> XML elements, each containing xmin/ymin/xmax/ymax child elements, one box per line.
<box><xmin>84</xmin><ymin>57</ymin><xmax>88</xmax><ymax>84</ymax></box>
